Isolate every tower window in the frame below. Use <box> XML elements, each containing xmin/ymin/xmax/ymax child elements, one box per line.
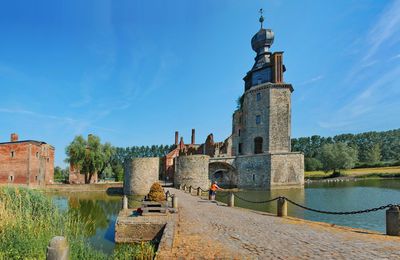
<box><xmin>254</xmin><ymin>137</ymin><xmax>263</xmax><ymax>154</ymax></box>
<box><xmin>238</xmin><ymin>143</ymin><xmax>243</xmax><ymax>155</ymax></box>
<box><xmin>253</xmin><ymin>174</ymin><xmax>255</xmax><ymax>182</ymax></box>
<box><xmin>238</xmin><ymin>129</ymin><xmax>241</xmax><ymax>136</ymax></box>
<box><xmin>9</xmin><ymin>175</ymin><xmax>14</xmax><ymax>182</ymax></box>
<box><xmin>256</xmin><ymin>93</ymin><xmax>261</xmax><ymax>101</ymax></box>
<box><xmin>256</xmin><ymin>115</ymin><xmax>261</xmax><ymax>125</ymax></box>
<box><xmin>11</xmin><ymin>151</ymin><xmax>15</xmax><ymax>158</ymax></box>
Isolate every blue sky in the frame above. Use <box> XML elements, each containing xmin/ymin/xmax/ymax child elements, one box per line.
<box><xmin>1</xmin><ymin>0</ymin><xmax>400</xmax><ymax>167</ymax></box>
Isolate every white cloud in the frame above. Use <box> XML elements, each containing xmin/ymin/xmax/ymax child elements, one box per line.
<box><xmin>296</xmin><ymin>75</ymin><xmax>324</xmax><ymax>86</ymax></box>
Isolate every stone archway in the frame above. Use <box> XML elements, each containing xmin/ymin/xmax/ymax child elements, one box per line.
<box><xmin>209</xmin><ymin>162</ymin><xmax>238</xmax><ymax>188</ymax></box>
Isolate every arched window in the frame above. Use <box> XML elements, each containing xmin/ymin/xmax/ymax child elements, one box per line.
<box><xmin>254</xmin><ymin>137</ymin><xmax>263</xmax><ymax>154</ymax></box>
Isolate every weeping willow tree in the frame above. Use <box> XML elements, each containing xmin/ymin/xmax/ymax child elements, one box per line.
<box><xmin>65</xmin><ymin>135</ymin><xmax>112</xmax><ymax>184</ymax></box>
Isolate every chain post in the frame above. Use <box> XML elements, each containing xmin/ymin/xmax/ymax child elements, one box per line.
<box><xmin>386</xmin><ymin>205</ymin><xmax>400</xmax><ymax>236</ymax></box>
<box><xmin>197</xmin><ymin>187</ymin><xmax>201</xmax><ymax>196</ymax></box>
<box><xmin>228</xmin><ymin>192</ymin><xmax>235</xmax><ymax>207</ymax></box>
<box><xmin>277</xmin><ymin>197</ymin><xmax>287</xmax><ymax>217</ymax></box>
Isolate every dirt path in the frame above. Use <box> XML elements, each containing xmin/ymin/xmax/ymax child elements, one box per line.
<box><xmin>165</xmin><ymin>188</ymin><xmax>400</xmax><ymax>260</ymax></box>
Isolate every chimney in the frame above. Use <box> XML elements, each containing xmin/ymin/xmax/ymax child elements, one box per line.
<box><xmin>175</xmin><ymin>131</ymin><xmax>179</xmax><ymax>145</ymax></box>
<box><xmin>191</xmin><ymin>129</ymin><xmax>195</xmax><ymax>145</ymax></box>
<box><xmin>10</xmin><ymin>133</ymin><xmax>18</xmax><ymax>142</ymax></box>
<box><xmin>179</xmin><ymin>137</ymin><xmax>185</xmax><ymax>150</ymax></box>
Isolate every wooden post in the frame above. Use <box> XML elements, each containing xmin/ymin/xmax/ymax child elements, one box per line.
<box><xmin>46</xmin><ymin>236</ymin><xmax>69</xmax><ymax>260</ymax></box>
<box><xmin>277</xmin><ymin>197</ymin><xmax>287</xmax><ymax>217</ymax></box>
<box><xmin>122</xmin><ymin>195</ymin><xmax>128</xmax><ymax>210</ymax></box>
<box><xmin>172</xmin><ymin>195</ymin><xmax>178</xmax><ymax>209</ymax></box>
<box><xmin>197</xmin><ymin>187</ymin><xmax>201</xmax><ymax>196</ymax></box>
<box><xmin>386</xmin><ymin>206</ymin><xmax>400</xmax><ymax>236</ymax></box>
<box><xmin>228</xmin><ymin>192</ymin><xmax>234</xmax><ymax>207</ymax></box>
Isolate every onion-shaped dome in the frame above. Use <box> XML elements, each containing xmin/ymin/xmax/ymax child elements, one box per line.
<box><xmin>251</xmin><ymin>28</ymin><xmax>274</xmax><ymax>54</ymax></box>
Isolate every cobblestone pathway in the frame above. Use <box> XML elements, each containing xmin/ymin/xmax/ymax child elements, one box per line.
<box><xmin>165</xmin><ymin>188</ymin><xmax>400</xmax><ymax>260</ymax></box>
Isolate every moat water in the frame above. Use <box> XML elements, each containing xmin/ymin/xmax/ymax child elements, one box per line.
<box><xmin>47</xmin><ymin>178</ymin><xmax>400</xmax><ymax>255</ymax></box>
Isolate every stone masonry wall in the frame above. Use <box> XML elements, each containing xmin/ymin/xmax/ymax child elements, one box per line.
<box><xmin>268</xmin><ymin>86</ymin><xmax>292</xmax><ymax>152</ymax></box>
<box><xmin>235</xmin><ymin>154</ymin><xmax>270</xmax><ymax>189</ymax></box>
<box><xmin>269</xmin><ymin>152</ymin><xmax>304</xmax><ymax>187</ymax></box>
<box><xmin>124</xmin><ymin>157</ymin><xmax>160</xmax><ymax>196</ymax></box>
<box><xmin>175</xmin><ymin>155</ymin><xmax>210</xmax><ymax>190</ymax></box>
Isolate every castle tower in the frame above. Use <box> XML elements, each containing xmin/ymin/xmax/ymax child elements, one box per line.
<box><xmin>232</xmin><ymin>10</ymin><xmax>292</xmax><ymax>156</ymax></box>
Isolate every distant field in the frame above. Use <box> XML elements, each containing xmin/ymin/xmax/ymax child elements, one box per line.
<box><xmin>305</xmin><ymin>166</ymin><xmax>400</xmax><ymax>179</ymax></box>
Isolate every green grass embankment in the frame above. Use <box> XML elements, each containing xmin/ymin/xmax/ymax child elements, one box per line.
<box><xmin>0</xmin><ymin>186</ymin><xmax>155</xmax><ymax>260</ymax></box>
<box><xmin>305</xmin><ymin>166</ymin><xmax>400</xmax><ymax>180</ymax></box>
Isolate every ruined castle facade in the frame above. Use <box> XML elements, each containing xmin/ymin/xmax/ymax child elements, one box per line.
<box><xmin>167</xmin><ymin>16</ymin><xmax>304</xmax><ymax>190</ymax></box>
<box><xmin>0</xmin><ymin>133</ymin><xmax>54</xmax><ymax>186</ymax></box>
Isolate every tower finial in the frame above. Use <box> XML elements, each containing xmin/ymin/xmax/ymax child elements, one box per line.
<box><xmin>259</xmin><ymin>8</ymin><xmax>264</xmax><ymax>29</ymax></box>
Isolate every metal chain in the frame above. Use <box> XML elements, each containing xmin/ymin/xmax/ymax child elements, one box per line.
<box><xmin>284</xmin><ymin>197</ymin><xmax>395</xmax><ymax>215</ymax></box>
<box><xmin>234</xmin><ymin>194</ymin><xmax>280</xmax><ymax>204</ymax></box>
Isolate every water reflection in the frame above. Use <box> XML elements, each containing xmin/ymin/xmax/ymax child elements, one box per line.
<box><xmin>48</xmin><ymin>192</ymin><xmax>122</xmax><ymax>254</ymax></box>
<box><xmin>217</xmin><ymin>179</ymin><xmax>400</xmax><ymax>233</ymax></box>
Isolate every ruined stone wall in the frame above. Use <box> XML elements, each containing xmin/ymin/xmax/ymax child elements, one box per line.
<box><xmin>124</xmin><ymin>157</ymin><xmax>160</xmax><ymax>195</ymax></box>
<box><xmin>0</xmin><ymin>142</ymin><xmax>54</xmax><ymax>186</ymax></box>
<box><xmin>270</xmin><ymin>152</ymin><xmax>304</xmax><ymax>187</ymax></box>
<box><xmin>235</xmin><ymin>154</ymin><xmax>271</xmax><ymax>189</ymax></box>
<box><xmin>174</xmin><ymin>155</ymin><xmax>210</xmax><ymax>190</ymax></box>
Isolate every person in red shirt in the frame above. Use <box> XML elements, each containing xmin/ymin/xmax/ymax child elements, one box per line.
<box><xmin>209</xmin><ymin>181</ymin><xmax>223</xmax><ymax>200</ymax></box>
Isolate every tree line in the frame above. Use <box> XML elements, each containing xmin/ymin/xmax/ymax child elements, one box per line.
<box><xmin>291</xmin><ymin>129</ymin><xmax>400</xmax><ymax>172</ymax></box>
<box><xmin>64</xmin><ymin>134</ymin><xmax>174</xmax><ymax>183</ymax></box>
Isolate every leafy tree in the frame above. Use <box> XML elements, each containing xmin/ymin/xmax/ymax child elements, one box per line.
<box><xmin>318</xmin><ymin>143</ymin><xmax>358</xmax><ymax>173</ymax></box>
<box><xmin>66</xmin><ymin>135</ymin><xmax>106</xmax><ymax>184</ymax></box>
<box><xmin>365</xmin><ymin>144</ymin><xmax>381</xmax><ymax>164</ymax></box>
<box><xmin>304</xmin><ymin>157</ymin><xmax>323</xmax><ymax>171</ymax></box>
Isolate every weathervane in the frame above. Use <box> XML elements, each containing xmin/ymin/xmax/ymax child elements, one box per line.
<box><xmin>259</xmin><ymin>8</ymin><xmax>264</xmax><ymax>29</ymax></box>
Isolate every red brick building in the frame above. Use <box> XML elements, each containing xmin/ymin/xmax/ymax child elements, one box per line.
<box><xmin>0</xmin><ymin>133</ymin><xmax>55</xmax><ymax>186</ymax></box>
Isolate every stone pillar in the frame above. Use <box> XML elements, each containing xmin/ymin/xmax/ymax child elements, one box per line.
<box><xmin>228</xmin><ymin>192</ymin><xmax>235</xmax><ymax>207</ymax></box>
<box><xmin>189</xmin><ymin>186</ymin><xmax>193</xmax><ymax>194</ymax></box>
<box><xmin>197</xmin><ymin>187</ymin><xmax>201</xmax><ymax>196</ymax></box>
<box><xmin>46</xmin><ymin>236</ymin><xmax>69</xmax><ymax>260</ymax></box>
<box><xmin>172</xmin><ymin>195</ymin><xmax>178</xmax><ymax>209</ymax></box>
<box><xmin>122</xmin><ymin>195</ymin><xmax>128</xmax><ymax>210</ymax></box>
<box><xmin>179</xmin><ymin>184</ymin><xmax>183</xmax><ymax>190</ymax></box>
<box><xmin>386</xmin><ymin>206</ymin><xmax>400</xmax><ymax>236</ymax></box>
<box><xmin>277</xmin><ymin>197</ymin><xmax>287</xmax><ymax>217</ymax></box>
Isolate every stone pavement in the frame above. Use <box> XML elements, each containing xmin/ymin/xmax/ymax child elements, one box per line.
<box><xmin>163</xmin><ymin>188</ymin><xmax>400</xmax><ymax>260</ymax></box>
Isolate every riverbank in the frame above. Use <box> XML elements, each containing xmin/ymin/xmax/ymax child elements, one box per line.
<box><xmin>165</xmin><ymin>188</ymin><xmax>400</xmax><ymax>259</ymax></box>
<box><xmin>305</xmin><ymin>166</ymin><xmax>400</xmax><ymax>180</ymax></box>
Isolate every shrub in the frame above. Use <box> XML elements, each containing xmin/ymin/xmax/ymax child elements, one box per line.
<box><xmin>148</xmin><ymin>182</ymin><xmax>165</xmax><ymax>202</ymax></box>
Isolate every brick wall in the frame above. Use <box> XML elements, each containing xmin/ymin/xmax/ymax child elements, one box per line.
<box><xmin>0</xmin><ymin>141</ymin><xmax>54</xmax><ymax>186</ymax></box>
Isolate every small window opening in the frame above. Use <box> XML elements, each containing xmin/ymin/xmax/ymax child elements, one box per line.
<box><xmin>35</xmin><ymin>176</ymin><xmax>38</xmax><ymax>181</ymax></box>
<box><xmin>36</xmin><ymin>152</ymin><xmax>39</xmax><ymax>158</ymax></box>
<box><xmin>252</xmin><ymin>174</ymin><xmax>255</xmax><ymax>182</ymax></box>
<box><xmin>256</xmin><ymin>115</ymin><xmax>261</xmax><ymax>125</ymax></box>
<box><xmin>11</xmin><ymin>151</ymin><xmax>15</xmax><ymax>158</ymax></box>
<box><xmin>9</xmin><ymin>176</ymin><xmax>14</xmax><ymax>182</ymax></box>
<box><xmin>254</xmin><ymin>137</ymin><xmax>263</xmax><ymax>154</ymax></box>
<box><xmin>238</xmin><ymin>143</ymin><xmax>243</xmax><ymax>155</ymax></box>
<box><xmin>47</xmin><ymin>158</ymin><xmax>49</xmax><ymax>162</ymax></box>
<box><xmin>238</xmin><ymin>129</ymin><xmax>241</xmax><ymax>136</ymax></box>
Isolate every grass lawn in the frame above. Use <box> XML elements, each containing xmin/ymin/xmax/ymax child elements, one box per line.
<box><xmin>305</xmin><ymin>166</ymin><xmax>400</xmax><ymax>179</ymax></box>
